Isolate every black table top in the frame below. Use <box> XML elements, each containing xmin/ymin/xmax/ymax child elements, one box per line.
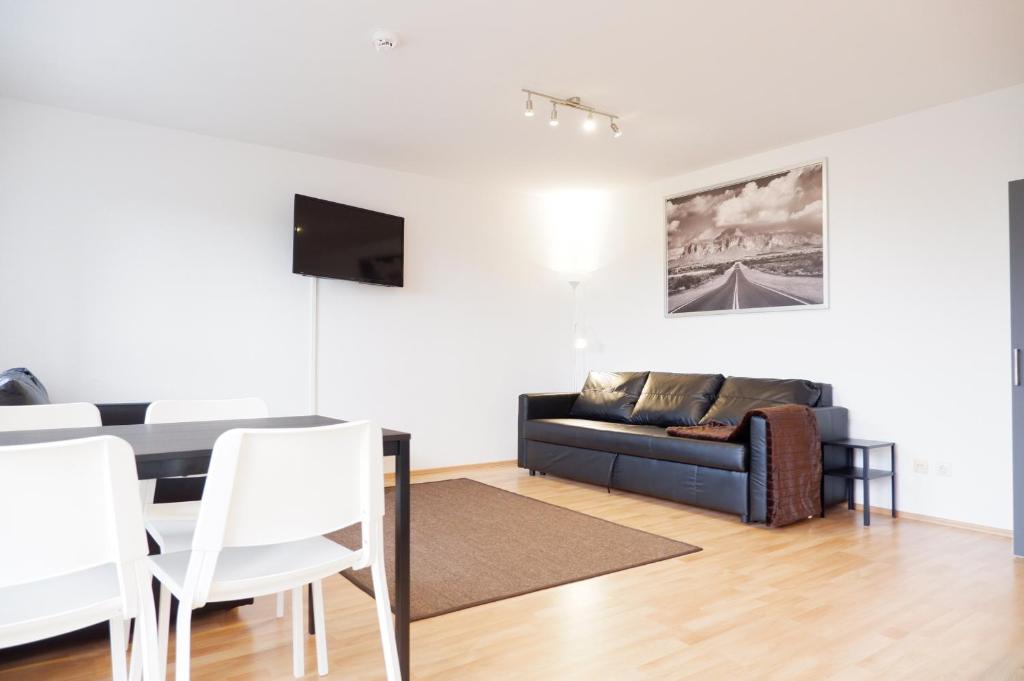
<box><xmin>0</xmin><ymin>415</ymin><xmax>410</xmax><ymax>466</ymax></box>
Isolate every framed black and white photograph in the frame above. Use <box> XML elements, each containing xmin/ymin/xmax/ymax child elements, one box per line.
<box><xmin>665</xmin><ymin>160</ymin><xmax>828</xmax><ymax>316</ymax></box>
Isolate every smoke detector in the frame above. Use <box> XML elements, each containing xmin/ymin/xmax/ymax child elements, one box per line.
<box><xmin>373</xmin><ymin>30</ymin><xmax>399</xmax><ymax>52</ymax></box>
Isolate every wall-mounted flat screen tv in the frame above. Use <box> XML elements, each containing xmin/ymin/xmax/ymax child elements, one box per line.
<box><xmin>292</xmin><ymin>194</ymin><xmax>404</xmax><ymax>287</ymax></box>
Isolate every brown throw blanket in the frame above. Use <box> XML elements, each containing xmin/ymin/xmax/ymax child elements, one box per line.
<box><xmin>667</xmin><ymin>405</ymin><xmax>821</xmax><ymax>527</ymax></box>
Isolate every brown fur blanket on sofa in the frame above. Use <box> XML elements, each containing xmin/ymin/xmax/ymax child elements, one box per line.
<box><xmin>667</xmin><ymin>404</ymin><xmax>821</xmax><ymax>527</ymax></box>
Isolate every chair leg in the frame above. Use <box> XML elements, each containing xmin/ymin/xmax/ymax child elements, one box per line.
<box><xmin>136</xmin><ymin>575</ymin><xmax>162</xmax><ymax>681</ymax></box>
<box><xmin>109</xmin><ymin>618</ymin><xmax>128</xmax><ymax>681</ymax></box>
<box><xmin>158</xmin><ymin>585</ymin><xmax>171</xmax><ymax>680</ymax></box>
<box><xmin>127</xmin><ymin>618</ymin><xmax>154</xmax><ymax>681</ymax></box>
<box><xmin>311</xmin><ymin>580</ymin><xmax>329</xmax><ymax>676</ymax></box>
<box><xmin>370</xmin><ymin>559</ymin><xmax>401</xmax><ymax>681</ymax></box>
<box><xmin>276</xmin><ymin>591</ymin><xmax>285</xmax><ymax>618</ymax></box>
<box><xmin>291</xmin><ymin>587</ymin><xmax>304</xmax><ymax>678</ymax></box>
<box><xmin>175</xmin><ymin>601</ymin><xmax>193</xmax><ymax>681</ymax></box>
<box><xmin>128</xmin><ymin>622</ymin><xmax>141</xmax><ymax>681</ymax></box>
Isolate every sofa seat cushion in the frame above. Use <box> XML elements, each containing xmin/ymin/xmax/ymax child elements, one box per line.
<box><xmin>568</xmin><ymin>371</ymin><xmax>649</xmax><ymax>423</ymax></box>
<box><xmin>700</xmin><ymin>376</ymin><xmax>822</xmax><ymax>426</ymax></box>
<box><xmin>524</xmin><ymin>418</ymin><xmax>747</xmax><ymax>472</ymax></box>
<box><xmin>630</xmin><ymin>372</ymin><xmax>725</xmax><ymax>427</ymax></box>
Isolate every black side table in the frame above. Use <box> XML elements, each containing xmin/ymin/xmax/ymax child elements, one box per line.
<box><xmin>821</xmin><ymin>438</ymin><xmax>896</xmax><ymax>526</ymax></box>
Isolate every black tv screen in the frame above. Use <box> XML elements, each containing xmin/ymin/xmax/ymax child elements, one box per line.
<box><xmin>292</xmin><ymin>194</ymin><xmax>404</xmax><ymax>287</ymax></box>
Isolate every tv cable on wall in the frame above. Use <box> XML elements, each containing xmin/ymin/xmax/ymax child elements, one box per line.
<box><xmin>292</xmin><ymin>193</ymin><xmax>405</xmax><ymax>413</ymax></box>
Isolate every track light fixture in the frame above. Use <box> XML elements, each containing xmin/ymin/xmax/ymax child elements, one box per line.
<box><xmin>522</xmin><ymin>88</ymin><xmax>621</xmax><ymax>138</ymax></box>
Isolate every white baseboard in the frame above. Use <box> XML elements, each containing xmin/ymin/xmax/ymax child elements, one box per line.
<box><xmin>855</xmin><ymin>503</ymin><xmax>1012</xmax><ymax>538</ymax></box>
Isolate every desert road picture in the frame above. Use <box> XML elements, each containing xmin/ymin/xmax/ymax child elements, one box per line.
<box><xmin>665</xmin><ymin>161</ymin><xmax>827</xmax><ymax>316</ymax></box>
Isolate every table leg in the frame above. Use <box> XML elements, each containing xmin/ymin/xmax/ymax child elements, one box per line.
<box><xmin>891</xmin><ymin>444</ymin><xmax>898</xmax><ymax>518</ymax></box>
<box><xmin>819</xmin><ymin>448</ymin><xmax>826</xmax><ymax>518</ymax></box>
<box><xmin>820</xmin><ymin>476</ymin><xmax>826</xmax><ymax>518</ymax></box>
<box><xmin>307</xmin><ymin>583</ymin><xmax>314</xmax><ymax>635</ymax></box>
<box><xmin>862</xmin><ymin>448</ymin><xmax>871</xmax><ymax>526</ymax></box>
<box><xmin>846</xmin><ymin>447</ymin><xmax>854</xmax><ymax>510</ymax></box>
<box><xmin>395</xmin><ymin>439</ymin><xmax>411</xmax><ymax>681</ymax></box>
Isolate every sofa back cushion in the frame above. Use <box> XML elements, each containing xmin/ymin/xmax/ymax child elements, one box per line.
<box><xmin>699</xmin><ymin>376</ymin><xmax>821</xmax><ymax>425</ymax></box>
<box><xmin>629</xmin><ymin>372</ymin><xmax>725</xmax><ymax>427</ymax></box>
<box><xmin>569</xmin><ymin>371</ymin><xmax>650</xmax><ymax>423</ymax></box>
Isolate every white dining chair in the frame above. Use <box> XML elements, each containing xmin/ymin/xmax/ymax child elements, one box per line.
<box><xmin>0</xmin><ymin>402</ymin><xmax>137</xmax><ymax>649</ymax></box>
<box><xmin>148</xmin><ymin>421</ymin><xmax>399</xmax><ymax>681</ymax></box>
<box><xmin>140</xmin><ymin>397</ymin><xmax>270</xmax><ymax>555</ymax></box>
<box><xmin>0</xmin><ymin>436</ymin><xmax>161</xmax><ymax>681</ymax></box>
<box><xmin>141</xmin><ymin>397</ymin><xmax>284</xmax><ymax>671</ymax></box>
<box><xmin>0</xmin><ymin>402</ymin><xmax>102</xmax><ymax>432</ymax></box>
<box><xmin>144</xmin><ymin>398</ymin><xmax>269</xmax><ymax>426</ymax></box>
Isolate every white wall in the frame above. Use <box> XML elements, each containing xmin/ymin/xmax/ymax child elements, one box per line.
<box><xmin>5</xmin><ymin>86</ymin><xmax>1021</xmax><ymax>527</ymax></box>
<box><xmin>584</xmin><ymin>85</ymin><xmax>1024</xmax><ymax>530</ymax></box>
<box><xmin>0</xmin><ymin>98</ymin><xmax>567</xmax><ymax>469</ymax></box>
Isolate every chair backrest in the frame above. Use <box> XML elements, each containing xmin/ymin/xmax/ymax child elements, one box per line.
<box><xmin>0</xmin><ymin>436</ymin><xmax>150</xmax><ymax>617</ymax></box>
<box><xmin>0</xmin><ymin>403</ymin><xmax>102</xmax><ymax>432</ymax></box>
<box><xmin>144</xmin><ymin>398</ymin><xmax>269</xmax><ymax>424</ymax></box>
<box><xmin>187</xmin><ymin>421</ymin><xmax>383</xmax><ymax>602</ymax></box>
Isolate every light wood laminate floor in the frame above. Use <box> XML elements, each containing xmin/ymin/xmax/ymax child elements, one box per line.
<box><xmin>1</xmin><ymin>462</ymin><xmax>1022</xmax><ymax>680</ymax></box>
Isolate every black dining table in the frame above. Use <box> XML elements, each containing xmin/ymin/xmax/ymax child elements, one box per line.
<box><xmin>0</xmin><ymin>414</ymin><xmax>413</xmax><ymax>681</ymax></box>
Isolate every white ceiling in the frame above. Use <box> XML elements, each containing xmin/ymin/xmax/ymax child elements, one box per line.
<box><xmin>2</xmin><ymin>0</ymin><xmax>1022</xmax><ymax>190</ymax></box>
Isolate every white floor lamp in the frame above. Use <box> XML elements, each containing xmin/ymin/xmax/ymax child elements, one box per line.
<box><xmin>569</xmin><ymin>280</ymin><xmax>587</xmax><ymax>391</ymax></box>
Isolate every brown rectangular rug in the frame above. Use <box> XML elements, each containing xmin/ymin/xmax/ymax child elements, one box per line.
<box><xmin>326</xmin><ymin>478</ymin><xmax>701</xmax><ymax>621</ymax></box>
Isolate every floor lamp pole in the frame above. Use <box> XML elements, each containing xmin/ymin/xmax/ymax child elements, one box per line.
<box><xmin>569</xmin><ymin>280</ymin><xmax>582</xmax><ymax>391</ymax></box>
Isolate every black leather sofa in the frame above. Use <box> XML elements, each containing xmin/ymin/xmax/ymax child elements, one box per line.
<box><xmin>518</xmin><ymin>371</ymin><xmax>850</xmax><ymax>522</ymax></box>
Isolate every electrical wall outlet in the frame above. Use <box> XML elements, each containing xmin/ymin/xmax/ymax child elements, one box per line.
<box><xmin>937</xmin><ymin>462</ymin><xmax>953</xmax><ymax>477</ymax></box>
<box><xmin>913</xmin><ymin>459</ymin><xmax>929</xmax><ymax>474</ymax></box>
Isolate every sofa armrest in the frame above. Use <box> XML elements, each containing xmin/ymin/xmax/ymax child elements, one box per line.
<box><xmin>813</xmin><ymin>406</ymin><xmax>849</xmax><ymax>442</ymax></box>
<box><xmin>97</xmin><ymin>402</ymin><xmax>150</xmax><ymax>426</ymax></box>
<box><xmin>747</xmin><ymin>406</ymin><xmax>849</xmax><ymax>522</ymax></box>
<box><xmin>518</xmin><ymin>393</ymin><xmax>579</xmax><ymax>467</ymax></box>
<box><xmin>519</xmin><ymin>392</ymin><xmax>579</xmax><ymax>421</ymax></box>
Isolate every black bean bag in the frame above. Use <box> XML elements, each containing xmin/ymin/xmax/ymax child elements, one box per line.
<box><xmin>0</xmin><ymin>368</ymin><xmax>50</xmax><ymax>406</ymax></box>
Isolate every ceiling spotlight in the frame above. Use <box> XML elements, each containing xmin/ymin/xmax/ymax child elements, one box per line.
<box><xmin>610</xmin><ymin>120</ymin><xmax>622</xmax><ymax>138</ymax></box>
<box><xmin>524</xmin><ymin>93</ymin><xmax>534</xmax><ymax>117</ymax></box>
<box><xmin>582</xmin><ymin>112</ymin><xmax>597</xmax><ymax>132</ymax></box>
<box><xmin>549</xmin><ymin>103</ymin><xmax>559</xmax><ymax>127</ymax></box>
